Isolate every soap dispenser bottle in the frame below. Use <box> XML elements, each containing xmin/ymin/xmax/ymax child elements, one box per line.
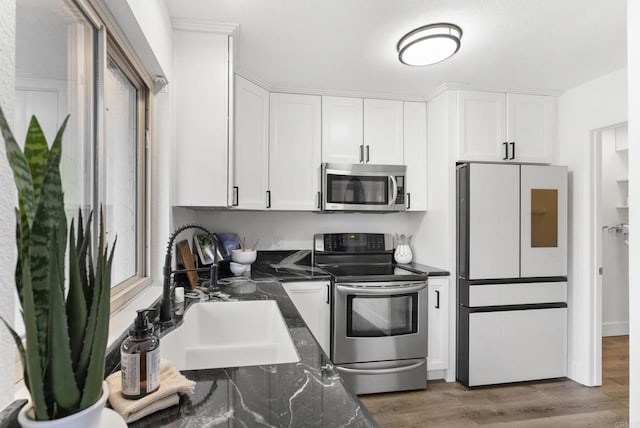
<box><xmin>121</xmin><ymin>309</ymin><xmax>160</xmax><ymax>399</ymax></box>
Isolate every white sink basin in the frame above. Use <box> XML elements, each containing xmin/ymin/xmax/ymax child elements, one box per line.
<box><xmin>161</xmin><ymin>300</ymin><xmax>300</xmax><ymax>370</ymax></box>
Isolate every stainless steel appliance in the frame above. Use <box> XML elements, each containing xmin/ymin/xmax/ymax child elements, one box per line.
<box><xmin>457</xmin><ymin>163</ymin><xmax>568</xmax><ymax>387</ymax></box>
<box><xmin>321</xmin><ymin>163</ymin><xmax>406</xmax><ymax>212</ymax></box>
<box><xmin>314</xmin><ymin>233</ymin><xmax>428</xmax><ymax>395</ymax></box>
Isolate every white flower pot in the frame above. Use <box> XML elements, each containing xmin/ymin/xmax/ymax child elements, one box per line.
<box><xmin>18</xmin><ymin>382</ymin><xmax>109</xmax><ymax>428</ymax></box>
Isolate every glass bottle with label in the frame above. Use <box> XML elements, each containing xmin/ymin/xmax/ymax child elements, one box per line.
<box><xmin>121</xmin><ymin>309</ymin><xmax>160</xmax><ymax>399</ymax></box>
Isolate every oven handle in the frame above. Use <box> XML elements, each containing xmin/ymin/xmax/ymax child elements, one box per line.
<box><xmin>388</xmin><ymin>175</ymin><xmax>398</xmax><ymax>205</ymax></box>
<box><xmin>336</xmin><ymin>282</ymin><xmax>427</xmax><ymax>295</ymax></box>
<box><xmin>335</xmin><ymin>359</ymin><xmax>426</xmax><ymax>376</ymax></box>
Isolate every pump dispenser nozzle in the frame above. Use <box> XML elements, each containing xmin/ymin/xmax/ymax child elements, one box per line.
<box><xmin>130</xmin><ymin>308</ymin><xmax>156</xmax><ymax>338</ymax></box>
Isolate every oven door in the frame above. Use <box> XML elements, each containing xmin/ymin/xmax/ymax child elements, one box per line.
<box><xmin>332</xmin><ymin>281</ymin><xmax>428</xmax><ymax>364</ymax></box>
<box><xmin>322</xmin><ymin>163</ymin><xmax>406</xmax><ymax>211</ymax></box>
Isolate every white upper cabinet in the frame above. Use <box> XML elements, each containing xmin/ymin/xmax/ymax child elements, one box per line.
<box><xmin>234</xmin><ymin>76</ymin><xmax>269</xmax><ymax>209</ymax></box>
<box><xmin>506</xmin><ymin>94</ymin><xmax>555</xmax><ymax>163</ymax></box>
<box><xmin>363</xmin><ymin>99</ymin><xmax>404</xmax><ymax>164</ymax></box>
<box><xmin>173</xmin><ymin>28</ymin><xmax>232</xmax><ymax>207</ymax></box>
<box><xmin>403</xmin><ymin>101</ymin><xmax>427</xmax><ymax>211</ymax></box>
<box><xmin>457</xmin><ymin>91</ymin><xmax>506</xmax><ymax>162</ymax></box>
<box><xmin>321</xmin><ymin>96</ymin><xmax>363</xmax><ymax>164</ymax></box>
<box><xmin>269</xmin><ymin>93</ymin><xmax>322</xmax><ymax>210</ymax></box>
<box><xmin>457</xmin><ymin>90</ymin><xmax>554</xmax><ymax>164</ymax></box>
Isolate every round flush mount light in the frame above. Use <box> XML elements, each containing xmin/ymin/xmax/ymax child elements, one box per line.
<box><xmin>397</xmin><ymin>23</ymin><xmax>463</xmax><ymax>66</ymax></box>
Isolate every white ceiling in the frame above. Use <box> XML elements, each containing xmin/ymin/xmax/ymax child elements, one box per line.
<box><xmin>164</xmin><ymin>0</ymin><xmax>627</xmax><ymax>100</ymax></box>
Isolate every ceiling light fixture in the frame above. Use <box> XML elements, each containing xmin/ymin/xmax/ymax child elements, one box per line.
<box><xmin>397</xmin><ymin>23</ymin><xmax>463</xmax><ymax>66</ymax></box>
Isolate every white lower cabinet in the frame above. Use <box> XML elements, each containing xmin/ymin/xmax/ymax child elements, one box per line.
<box><xmin>467</xmin><ymin>307</ymin><xmax>567</xmax><ymax>386</ymax></box>
<box><xmin>427</xmin><ymin>276</ymin><xmax>449</xmax><ymax>372</ymax></box>
<box><xmin>282</xmin><ymin>281</ymin><xmax>331</xmax><ymax>355</ymax></box>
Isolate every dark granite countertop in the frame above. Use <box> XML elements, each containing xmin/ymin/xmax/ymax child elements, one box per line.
<box><xmin>396</xmin><ymin>262</ymin><xmax>450</xmax><ymax>277</ymax></box>
<box><xmin>125</xmin><ymin>280</ymin><xmax>377</xmax><ymax>427</ymax></box>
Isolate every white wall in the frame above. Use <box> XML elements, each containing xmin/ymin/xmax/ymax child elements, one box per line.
<box><xmin>627</xmin><ymin>0</ymin><xmax>639</xmax><ymax>424</ymax></box>
<box><xmin>191</xmin><ymin>210</ymin><xmax>423</xmax><ymax>253</ymax></box>
<box><xmin>105</xmin><ymin>0</ymin><xmax>172</xmax><ymax>80</ymax></box>
<box><xmin>600</xmin><ymin>127</ymin><xmax>629</xmax><ymax>336</ymax></box>
<box><xmin>0</xmin><ymin>0</ymin><xmax>16</xmax><ymax>411</ymax></box>
<box><xmin>557</xmin><ymin>67</ymin><xmax>627</xmax><ymax>386</ymax></box>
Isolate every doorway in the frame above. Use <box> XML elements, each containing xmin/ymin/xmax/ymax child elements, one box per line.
<box><xmin>593</xmin><ymin>122</ymin><xmax>629</xmax><ymax>385</ymax></box>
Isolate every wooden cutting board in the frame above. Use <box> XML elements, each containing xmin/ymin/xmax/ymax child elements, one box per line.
<box><xmin>176</xmin><ymin>239</ymin><xmax>198</xmax><ymax>289</ymax></box>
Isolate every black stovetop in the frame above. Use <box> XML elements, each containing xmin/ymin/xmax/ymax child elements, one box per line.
<box><xmin>318</xmin><ymin>263</ymin><xmax>428</xmax><ymax>282</ymax></box>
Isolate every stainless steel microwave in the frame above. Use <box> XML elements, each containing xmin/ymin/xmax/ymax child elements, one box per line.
<box><xmin>321</xmin><ymin>163</ymin><xmax>406</xmax><ymax>212</ymax></box>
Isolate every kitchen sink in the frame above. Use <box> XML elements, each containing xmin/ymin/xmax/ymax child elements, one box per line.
<box><xmin>161</xmin><ymin>300</ymin><xmax>300</xmax><ymax>370</ymax></box>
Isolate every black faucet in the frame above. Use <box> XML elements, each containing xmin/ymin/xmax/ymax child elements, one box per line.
<box><xmin>160</xmin><ymin>224</ymin><xmax>219</xmax><ymax>324</ymax></box>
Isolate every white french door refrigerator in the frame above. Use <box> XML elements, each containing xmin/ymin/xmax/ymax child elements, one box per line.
<box><xmin>457</xmin><ymin>162</ymin><xmax>568</xmax><ymax>387</ymax></box>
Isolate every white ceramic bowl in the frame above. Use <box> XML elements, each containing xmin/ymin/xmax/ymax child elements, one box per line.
<box><xmin>231</xmin><ymin>249</ymin><xmax>257</xmax><ymax>264</ymax></box>
<box><xmin>229</xmin><ymin>262</ymin><xmax>248</xmax><ymax>276</ymax></box>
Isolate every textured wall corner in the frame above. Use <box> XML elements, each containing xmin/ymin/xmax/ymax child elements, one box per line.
<box><xmin>0</xmin><ymin>0</ymin><xmax>17</xmax><ymax>412</ymax></box>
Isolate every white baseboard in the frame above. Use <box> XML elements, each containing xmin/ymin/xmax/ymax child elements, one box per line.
<box><xmin>602</xmin><ymin>321</ymin><xmax>629</xmax><ymax>337</ymax></box>
<box><xmin>427</xmin><ymin>369</ymin><xmax>446</xmax><ymax>380</ymax></box>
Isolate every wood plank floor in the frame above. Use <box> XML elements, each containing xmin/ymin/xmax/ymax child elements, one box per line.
<box><xmin>360</xmin><ymin>336</ymin><xmax>628</xmax><ymax>427</ymax></box>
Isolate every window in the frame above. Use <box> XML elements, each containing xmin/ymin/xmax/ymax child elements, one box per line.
<box><xmin>15</xmin><ymin>0</ymin><xmax>151</xmax><ymax>325</ymax></box>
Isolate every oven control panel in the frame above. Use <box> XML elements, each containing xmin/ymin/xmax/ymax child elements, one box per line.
<box><xmin>314</xmin><ymin>233</ymin><xmax>393</xmax><ymax>253</ymax></box>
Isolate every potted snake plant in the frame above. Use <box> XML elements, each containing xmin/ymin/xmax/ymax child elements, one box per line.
<box><xmin>0</xmin><ymin>106</ymin><xmax>116</xmax><ymax>427</ymax></box>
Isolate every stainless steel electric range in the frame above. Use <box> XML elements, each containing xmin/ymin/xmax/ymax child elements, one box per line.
<box><xmin>313</xmin><ymin>233</ymin><xmax>429</xmax><ymax>395</ymax></box>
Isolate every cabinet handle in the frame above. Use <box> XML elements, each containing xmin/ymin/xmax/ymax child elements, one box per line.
<box><xmin>366</xmin><ymin>145</ymin><xmax>370</xmax><ymax>163</ymax></box>
<box><xmin>509</xmin><ymin>142</ymin><xmax>515</xmax><ymax>160</ymax></box>
<box><xmin>502</xmin><ymin>142</ymin><xmax>509</xmax><ymax>160</ymax></box>
<box><xmin>233</xmin><ymin>186</ymin><xmax>239</xmax><ymax>207</ymax></box>
<box><xmin>359</xmin><ymin>145</ymin><xmax>364</xmax><ymax>163</ymax></box>
<box><xmin>326</xmin><ymin>283</ymin><xmax>330</xmax><ymax>304</ymax></box>
<box><xmin>266</xmin><ymin>190</ymin><xmax>271</xmax><ymax>208</ymax></box>
<box><xmin>435</xmin><ymin>290</ymin><xmax>440</xmax><ymax>309</ymax></box>
<box><xmin>407</xmin><ymin>192</ymin><xmax>411</xmax><ymax>210</ymax></box>
<box><xmin>317</xmin><ymin>191</ymin><xmax>322</xmax><ymax>209</ymax></box>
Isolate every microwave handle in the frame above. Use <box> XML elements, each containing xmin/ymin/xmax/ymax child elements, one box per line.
<box><xmin>388</xmin><ymin>175</ymin><xmax>398</xmax><ymax>205</ymax></box>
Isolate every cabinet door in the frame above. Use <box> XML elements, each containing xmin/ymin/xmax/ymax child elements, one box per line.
<box><xmin>269</xmin><ymin>93</ymin><xmax>322</xmax><ymax>210</ymax></box>
<box><xmin>322</xmin><ymin>96</ymin><xmax>363</xmax><ymax>164</ymax></box>
<box><xmin>427</xmin><ymin>277</ymin><xmax>449</xmax><ymax>371</ymax></box>
<box><xmin>520</xmin><ymin>165</ymin><xmax>567</xmax><ymax>277</ymax></box>
<box><xmin>173</xmin><ymin>30</ymin><xmax>230</xmax><ymax>207</ymax></box>
<box><xmin>403</xmin><ymin>101</ymin><xmax>427</xmax><ymax>211</ymax></box>
<box><xmin>457</xmin><ymin>91</ymin><xmax>506</xmax><ymax>162</ymax></box>
<box><xmin>283</xmin><ymin>281</ymin><xmax>331</xmax><ymax>355</ymax></box>
<box><xmin>507</xmin><ymin>94</ymin><xmax>555</xmax><ymax>163</ymax></box>
<box><xmin>363</xmin><ymin>99</ymin><xmax>404</xmax><ymax>164</ymax></box>
<box><xmin>234</xmin><ymin>76</ymin><xmax>269</xmax><ymax>209</ymax></box>
<box><xmin>468</xmin><ymin>163</ymin><xmax>520</xmax><ymax>279</ymax></box>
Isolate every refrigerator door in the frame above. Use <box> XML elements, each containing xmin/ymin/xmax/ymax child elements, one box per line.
<box><xmin>467</xmin><ymin>307</ymin><xmax>567</xmax><ymax>386</ymax></box>
<box><xmin>468</xmin><ymin>163</ymin><xmax>520</xmax><ymax>279</ymax></box>
<box><xmin>520</xmin><ymin>165</ymin><xmax>568</xmax><ymax>277</ymax></box>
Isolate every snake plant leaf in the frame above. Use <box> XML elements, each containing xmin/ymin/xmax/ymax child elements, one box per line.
<box><xmin>27</xmin><ymin>117</ymin><xmax>66</xmax><ymax>377</ymax></box>
<box><xmin>18</xmin><ymin>254</ymin><xmax>49</xmax><ymax>420</ymax></box>
<box><xmin>66</xmin><ymin>220</ymin><xmax>87</xmax><ymax>370</ymax></box>
<box><xmin>80</xmin><ymin>211</ymin><xmax>113</xmax><ymax>408</ymax></box>
<box><xmin>76</xmin><ymin>213</ymin><xmax>101</xmax><ymax>390</ymax></box>
<box><xmin>0</xmin><ymin>106</ymin><xmax>35</xmax><ymax>225</ymax></box>
<box><xmin>77</xmin><ymin>211</ymin><xmax>93</xmax><ymax>306</ymax></box>
<box><xmin>0</xmin><ymin>316</ymin><xmax>30</xmax><ymax>396</ymax></box>
<box><xmin>49</xmin><ymin>219</ymin><xmax>81</xmax><ymax>411</ymax></box>
<box><xmin>23</xmin><ymin>116</ymin><xmax>49</xmax><ymax>207</ymax></box>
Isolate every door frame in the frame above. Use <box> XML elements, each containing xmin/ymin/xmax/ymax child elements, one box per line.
<box><xmin>590</xmin><ymin>121</ymin><xmax>628</xmax><ymax>386</ymax></box>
